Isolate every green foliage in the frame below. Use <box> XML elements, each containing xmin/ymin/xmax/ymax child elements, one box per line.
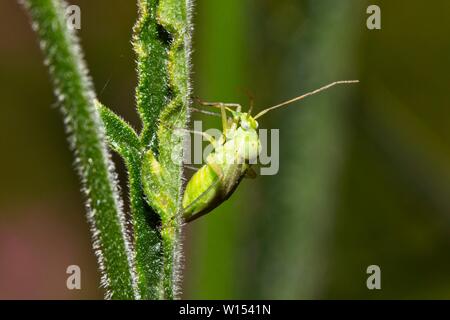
<box><xmin>21</xmin><ymin>0</ymin><xmax>137</xmax><ymax>299</ymax></box>
<box><xmin>24</xmin><ymin>0</ymin><xmax>192</xmax><ymax>299</ymax></box>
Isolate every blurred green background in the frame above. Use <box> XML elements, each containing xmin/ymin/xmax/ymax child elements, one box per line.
<box><xmin>1</xmin><ymin>0</ymin><xmax>450</xmax><ymax>299</ymax></box>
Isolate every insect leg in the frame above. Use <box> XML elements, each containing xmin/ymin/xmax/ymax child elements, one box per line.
<box><xmin>176</xmin><ymin>128</ymin><xmax>217</xmax><ymax>147</ymax></box>
<box><xmin>220</xmin><ymin>104</ymin><xmax>228</xmax><ymax>133</ymax></box>
<box><xmin>193</xmin><ymin>97</ymin><xmax>242</xmax><ymax>112</ymax></box>
<box><xmin>191</xmin><ymin>107</ymin><xmax>221</xmax><ymax>117</ymax></box>
<box><xmin>184</xmin><ymin>165</ymin><xmax>199</xmax><ymax>172</ymax></box>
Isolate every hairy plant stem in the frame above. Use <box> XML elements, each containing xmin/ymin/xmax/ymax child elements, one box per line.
<box><xmin>133</xmin><ymin>0</ymin><xmax>192</xmax><ymax>299</ymax></box>
<box><xmin>21</xmin><ymin>0</ymin><xmax>138</xmax><ymax>299</ymax></box>
<box><xmin>23</xmin><ymin>0</ymin><xmax>192</xmax><ymax>299</ymax></box>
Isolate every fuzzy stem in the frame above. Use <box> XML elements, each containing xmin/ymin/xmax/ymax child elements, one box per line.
<box><xmin>21</xmin><ymin>0</ymin><xmax>137</xmax><ymax>299</ymax></box>
<box><xmin>134</xmin><ymin>0</ymin><xmax>192</xmax><ymax>299</ymax></box>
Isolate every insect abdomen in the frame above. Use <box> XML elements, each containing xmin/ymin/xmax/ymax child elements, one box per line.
<box><xmin>182</xmin><ymin>164</ymin><xmax>222</xmax><ymax>221</ymax></box>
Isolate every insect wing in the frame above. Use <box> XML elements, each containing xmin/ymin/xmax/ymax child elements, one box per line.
<box><xmin>183</xmin><ymin>173</ymin><xmax>222</xmax><ymax>222</ymax></box>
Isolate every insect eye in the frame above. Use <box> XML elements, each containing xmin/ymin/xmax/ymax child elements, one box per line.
<box><xmin>241</xmin><ymin>120</ymin><xmax>250</xmax><ymax>130</ymax></box>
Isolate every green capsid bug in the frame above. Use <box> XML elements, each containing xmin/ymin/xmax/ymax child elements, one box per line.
<box><xmin>181</xmin><ymin>80</ymin><xmax>359</xmax><ymax>222</ymax></box>
<box><xmin>182</xmin><ymin>107</ymin><xmax>260</xmax><ymax>222</ymax></box>
<box><xmin>141</xmin><ymin>80</ymin><xmax>358</xmax><ymax>223</ymax></box>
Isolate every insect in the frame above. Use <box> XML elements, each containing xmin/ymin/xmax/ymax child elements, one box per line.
<box><xmin>180</xmin><ymin>80</ymin><xmax>359</xmax><ymax>222</ymax></box>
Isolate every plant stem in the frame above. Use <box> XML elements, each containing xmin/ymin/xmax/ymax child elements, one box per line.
<box><xmin>21</xmin><ymin>0</ymin><xmax>137</xmax><ymax>299</ymax></box>
<box><xmin>134</xmin><ymin>0</ymin><xmax>192</xmax><ymax>299</ymax></box>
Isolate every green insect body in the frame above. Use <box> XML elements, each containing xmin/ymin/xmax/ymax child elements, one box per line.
<box><xmin>182</xmin><ymin>111</ymin><xmax>260</xmax><ymax>222</ymax></box>
<box><xmin>141</xmin><ymin>80</ymin><xmax>358</xmax><ymax>223</ymax></box>
<box><xmin>142</xmin><ymin>106</ymin><xmax>260</xmax><ymax>223</ymax></box>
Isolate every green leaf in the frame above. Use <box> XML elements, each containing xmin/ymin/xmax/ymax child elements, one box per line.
<box><xmin>95</xmin><ymin>100</ymin><xmax>141</xmax><ymax>159</ymax></box>
<box><xmin>96</xmin><ymin>100</ymin><xmax>165</xmax><ymax>299</ymax></box>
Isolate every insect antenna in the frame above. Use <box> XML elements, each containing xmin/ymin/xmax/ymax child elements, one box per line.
<box><xmin>245</xmin><ymin>89</ymin><xmax>255</xmax><ymax>114</ymax></box>
<box><xmin>248</xmin><ymin>96</ymin><xmax>255</xmax><ymax>115</ymax></box>
<box><xmin>253</xmin><ymin>80</ymin><xmax>359</xmax><ymax>119</ymax></box>
<box><xmin>237</xmin><ymin>87</ymin><xmax>255</xmax><ymax>114</ymax></box>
